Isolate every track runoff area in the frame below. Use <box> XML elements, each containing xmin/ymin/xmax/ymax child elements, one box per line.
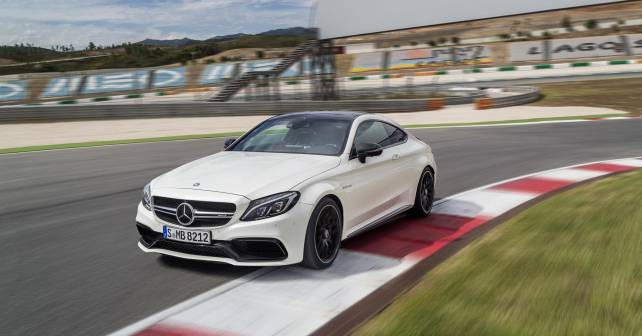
<box><xmin>113</xmin><ymin>157</ymin><xmax>642</xmax><ymax>336</ymax></box>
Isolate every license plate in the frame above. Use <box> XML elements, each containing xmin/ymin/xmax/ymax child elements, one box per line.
<box><xmin>163</xmin><ymin>226</ymin><xmax>211</xmax><ymax>244</ymax></box>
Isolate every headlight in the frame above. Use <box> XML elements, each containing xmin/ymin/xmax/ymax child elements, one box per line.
<box><xmin>142</xmin><ymin>183</ymin><xmax>152</xmax><ymax>211</ymax></box>
<box><xmin>241</xmin><ymin>191</ymin><xmax>300</xmax><ymax>221</ymax></box>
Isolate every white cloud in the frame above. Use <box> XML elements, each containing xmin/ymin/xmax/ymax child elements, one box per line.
<box><xmin>0</xmin><ymin>0</ymin><xmax>313</xmax><ymax>47</ymax></box>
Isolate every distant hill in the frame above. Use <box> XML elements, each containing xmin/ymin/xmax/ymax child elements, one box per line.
<box><xmin>206</xmin><ymin>33</ymin><xmax>250</xmax><ymax>42</ymax></box>
<box><xmin>259</xmin><ymin>27</ymin><xmax>317</xmax><ymax>38</ymax></box>
<box><xmin>0</xmin><ymin>45</ymin><xmax>63</xmax><ymax>63</ymax></box>
<box><xmin>138</xmin><ymin>38</ymin><xmax>198</xmax><ymax>47</ymax></box>
<box><xmin>139</xmin><ymin>27</ymin><xmax>316</xmax><ymax>47</ymax></box>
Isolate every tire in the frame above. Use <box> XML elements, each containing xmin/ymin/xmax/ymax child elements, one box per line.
<box><xmin>411</xmin><ymin>167</ymin><xmax>435</xmax><ymax>217</ymax></box>
<box><xmin>302</xmin><ymin>197</ymin><xmax>343</xmax><ymax>269</ymax></box>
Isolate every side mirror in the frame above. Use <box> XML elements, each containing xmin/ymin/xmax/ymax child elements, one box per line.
<box><xmin>357</xmin><ymin>142</ymin><xmax>383</xmax><ymax>163</ymax></box>
<box><xmin>224</xmin><ymin>138</ymin><xmax>237</xmax><ymax>149</ymax></box>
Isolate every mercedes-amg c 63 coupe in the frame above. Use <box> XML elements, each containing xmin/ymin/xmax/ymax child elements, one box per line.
<box><xmin>136</xmin><ymin>111</ymin><xmax>437</xmax><ymax>269</ymax></box>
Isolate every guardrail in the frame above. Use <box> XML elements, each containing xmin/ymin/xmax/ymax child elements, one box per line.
<box><xmin>0</xmin><ymin>86</ymin><xmax>540</xmax><ymax>123</ymax></box>
<box><xmin>476</xmin><ymin>86</ymin><xmax>541</xmax><ymax>109</ymax></box>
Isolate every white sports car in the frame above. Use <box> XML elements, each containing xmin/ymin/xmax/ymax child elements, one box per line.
<box><xmin>136</xmin><ymin>112</ymin><xmax>437</xmax><ymax>268</ymax></box>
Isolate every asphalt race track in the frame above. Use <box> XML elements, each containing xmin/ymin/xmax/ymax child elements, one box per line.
<box><xmin>2</xmin><ymin>119</ymin><xmax>642</xmax><ymax>335</ymax></box>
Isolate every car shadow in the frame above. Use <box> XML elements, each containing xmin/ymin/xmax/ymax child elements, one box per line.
<box><xmin>157</xmin><ymin>254</ymin><xmax>258</xmax><ymax>276</ymax></box>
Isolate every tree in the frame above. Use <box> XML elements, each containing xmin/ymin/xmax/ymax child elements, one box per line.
<box><xmin>585</xmin><ymin>19</ymin><xmax>598</xmax><ymax>30</ymax></box>
<box><xmin>427</xmin><ymin>40</ymin><xmax>437</xmax><ymax>47</ymax></box>
<box><xmin>255</xmin><ymin>50</ymin><xmax>265</xmax><ymax>59</ymax></box>
<box><xmin>438</xmin><ymin>37</ymin><xmax>447</xmax><ymax>45</ymax></box>
<box><xmin>88</xmin><ymin>42</ymin><xmax>96</xmax><ymax>51</ymax></box>
<box><xmin>451</xmin><ymin>36</ymin><xmax>460</xmax><ymax>44</ymax></box>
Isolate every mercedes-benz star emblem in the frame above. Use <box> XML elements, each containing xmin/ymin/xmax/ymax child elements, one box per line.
<box><xmin>176</xmin><ymin>202</ymin><xmax>196</xmax><ymax>226</ymax></box>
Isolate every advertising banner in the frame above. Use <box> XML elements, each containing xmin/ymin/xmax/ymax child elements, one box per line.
<box><xmin>240</xmin><ymin>59</ymin><xmax>280</xmax><ymax>73</ymax></box>
<box><xmin>549</xmin><ymin>35</ymin><xmax>626</xmax><ymax>60</ymax></box>
<box><xmin>509</xmin><ymin>41</ymin><xmax>547</xmax><ymax>62</ymax></box>
<box><xmin>152</xmin><ymin>67</ymin><xmax>186</xmax><ymax>88</ymax></box>
<box><xmin>627</xmin><ymin>34</ymin><xmax>642</xmax><ymax>55</ymax></box>
<box><xmin>41</xmin><ymin>76</ymin><xmax>83</xmax><ymax>98</ymax></box>
<box><xmin>82</xmin><ymin>71</ymin><xmax>149</xmax><ymax>94</ymax></box>
<box><xmin>350</xmin><ymin>52</ymin><xmax>384</xmax><ymax>72</ymax></box>
<box><xmin>200</xmin><ymin>63</ymin><xmax>235</xmax><ymax>84</ymax></box>
<box><xmin>388</xmin><ymin>46</ymin><xmax>491</xmax><ymax>70</ymax></box>
<box><xmin>281</xmin><ymin>59</ymin><xmax>310</xmax><ymax>77</ymax></box>
<box><xmin>0</xmin><ymin>80</ymin><xmax>27</xmax><ymax>101</ymax></box>
<box><xmin>452</xmin><ymin>45</ymin><xmax>493</xmax><ymax>65</ymax></box>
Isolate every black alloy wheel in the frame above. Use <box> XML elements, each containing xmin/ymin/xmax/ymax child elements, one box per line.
<box><xmin>302</xmin><ymin>197</ymin><xmax>342</xmax><ymax>269</ymax></box>
<box><xmin>412</xmin><ymin>167</ymin><xmax>435</xmax><ymax>217</ymax></box>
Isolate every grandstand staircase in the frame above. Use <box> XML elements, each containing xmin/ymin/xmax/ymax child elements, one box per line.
<box><xmin>210</xmin><ymin>40</ymin><xmax>318</xmax><ymax>102</ymax></box>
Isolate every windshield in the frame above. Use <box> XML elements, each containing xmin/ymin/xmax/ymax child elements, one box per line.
<box><xmin>229</xmin><ymin>116</ymin><xmax>352</xmax><ymax>156</ymax></box>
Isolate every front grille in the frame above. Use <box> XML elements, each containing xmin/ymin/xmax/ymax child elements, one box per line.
<box><xmin>137</xmin><ymin>223</ymin><xmax>287</xmax><ymax>261</ymax></box>
<box><xmin>152</xmin><ymin>196</ymin><xmax>236</xmax><ymax>227</ymax></box>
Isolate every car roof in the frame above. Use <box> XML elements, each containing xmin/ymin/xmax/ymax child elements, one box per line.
<box><xmin>272</xmin><ymin>111</ymin><xmax>365</xmax><ymax>121</ymax></box>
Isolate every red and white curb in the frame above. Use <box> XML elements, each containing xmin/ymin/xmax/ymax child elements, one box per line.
<box><xmin>109</xmin><ymin>157</ymin><xmax>642</xmax><ymax>336</ymax></box>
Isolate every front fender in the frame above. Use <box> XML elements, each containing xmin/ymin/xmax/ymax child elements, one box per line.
<box><xmin>297</xmin><ymin>180</ymin><xmax>344</xmax><ymax>207</ymax></box>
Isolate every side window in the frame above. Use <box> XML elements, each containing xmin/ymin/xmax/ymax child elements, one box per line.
<box><xmin>379</xmin><ymin>123</ymin><xmax>407</xmax><ymax>147</ymax></box>
<box><xmin>352</xmin><ymin>120</ymin><xmax>407</xmax><ymax>152</ymax></box>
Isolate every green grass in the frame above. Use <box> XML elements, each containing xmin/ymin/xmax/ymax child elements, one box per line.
<box><xmin>355</xmin><ymin>169</ymin><xmax>642</xmax><ymax>336</ymax></box>
<box><xmin>498</xmin><ymin>66</ymin><xmax>516</xmax><ymax>71</ymax></box>
<box><xmin>126</xmin><ymin>93</ymin><xmax>143</xmax><ymax>99</ymax></box>
<box><xmin>92</xmin><ymin>97</ymin><xmax>111</xmax><ymax>102</ymax></box>
<box><xmin>532</xmin><ymin>77</ymin><xmax>642</xmax><ymax>115</ymax></box>
<box><xmin>0</xmin><ymin>131</ymin><xmax>244</xmax><ymax>155</ymax></box>
<box><xmin>0</xmin><ymin>113</ymin><xmax>629</xmax><ymax>155</ymax></box>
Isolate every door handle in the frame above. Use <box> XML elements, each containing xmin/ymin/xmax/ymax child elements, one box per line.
<box><xmin>392</xmin><ymin>154</ymin><xmax>400</xmax><ymax>160</ymax></box>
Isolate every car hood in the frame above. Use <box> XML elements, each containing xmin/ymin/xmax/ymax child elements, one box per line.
<box><xmin>153</xmin><ymin>151</ymin><xmax>341</xmax><ymax>199</ymax></box>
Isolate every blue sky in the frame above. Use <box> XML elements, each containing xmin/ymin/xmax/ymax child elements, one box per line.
<box><xmin>0</xmin><ymin>0</ymin><xmax>314</xmax><ymax>48</ymax></box>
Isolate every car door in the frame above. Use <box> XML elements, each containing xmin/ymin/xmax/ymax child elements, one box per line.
<box><xmin>340</xmin><ymin>120</ymin><xmax>410</xmax><ymax>234</ymax></box>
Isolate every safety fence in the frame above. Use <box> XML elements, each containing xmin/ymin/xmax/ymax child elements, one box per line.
<box><xmin>0</xmin><ymin>86</ymin><xmax>539</xmax><ymax>123</ymax></box>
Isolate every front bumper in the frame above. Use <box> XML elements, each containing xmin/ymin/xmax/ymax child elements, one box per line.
<box><xmin>135</xmin><ymin>201</ymin><xmax>312</xmax><ymax>266</ymax></box>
